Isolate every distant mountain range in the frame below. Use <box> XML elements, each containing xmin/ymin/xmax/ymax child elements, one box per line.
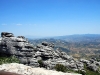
<box><xmin>28</xmin><ymin>34</ymin><xmax>100</xmax><ymax>42</ymax></box>
<box><xmin>28</xmin><ymin>34</ymin><xmax>100</xmax><ymax>59</ymax></box>
<box><xmin>53</xmin><ymin>34</ymin><xmax>100</xmax><ymax>42</ymax></box>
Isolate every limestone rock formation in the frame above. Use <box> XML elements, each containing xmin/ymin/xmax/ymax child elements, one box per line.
<box><xmin>1</xmin><ymin>32</ymin><xmax>14</xmax><ymax>37</ymax></box>
<box><xmin>80</xmin><ymin>58</ymin><xmax>100</xmax><ymax>72</ymax></box>
<box><xmin>31</xmin><ymin>42</ymin><xmax>84</xmax><ymax>71</ymax></box>
<box><xmin>0</xmin><ymin>32</ymin><xmax>84</xmax><ymax>71</ymax></box>
<box><xmin>0</xmin><ymin>32</ymin><xmax>34</xmax><ymax>65</ymax></box>
<box><xmin>0</xmin><ymin>32</ymin><xmax>99</xmax><ymax>73</ymax></box>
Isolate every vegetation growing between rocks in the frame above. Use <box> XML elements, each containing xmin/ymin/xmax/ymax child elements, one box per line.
<box><xmin>54</xmin><ymin>64</ymin><xmax>100</xmax><ymax>75</ymax></box>
<box><xmin>38</xmin><ymin>60</ymin><xmax>45</xmax><ymax>68</ymax></box>
<box><xmin>0</xmin><ymin>56</ymin><xmax>20</xmax><ymax>65</ymax></box>
<box><xmin>83</xmin><ymin>64</ymin><xmax>100</xmax><ymax>75</ymax></box>
<box><xmin>0</xmin><ymin>32</ymin><xmax>100</xmax><ymax>75</ymax></box>
<box><xmin>54</xmin><ymin>64</ymin><xmax>68</xmax><ymax>72</ymax></box>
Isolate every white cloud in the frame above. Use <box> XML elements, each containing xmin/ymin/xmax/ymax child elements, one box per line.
<box><xmin>16</xmin><ymin>24</ymin><xmax>22</xmax><ymax>26</ymax></box>
<box><xmin>1</xmin><ymin>24</ymin><xmax>7</xmax><ymax>26</ymax></box>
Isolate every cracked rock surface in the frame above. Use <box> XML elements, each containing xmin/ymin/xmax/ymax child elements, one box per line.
<box><xmin>0</xmin><ymin>63</ymin><xmax>81</xmax><ymax>75</ymax></box>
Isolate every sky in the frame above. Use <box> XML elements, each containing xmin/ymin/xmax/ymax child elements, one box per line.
<box><xmin>0</xmin><ymin>0</ymin><xmax>100</xmax><ymax>37</ymax></box>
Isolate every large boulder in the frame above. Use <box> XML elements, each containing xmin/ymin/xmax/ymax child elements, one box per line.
<box><xmin>1</xmin><ymin>32</ymin><xmax>14</xmax><ymax>37</ymax></box>
<box><xmin>80</xmin><ymin>58</ymin><xmax>100</xmax><ymax>72</ymax></box>
<box><xmin>87</xmin><ymin>64</ymin><xmax>98</xmax><ymax>71</ymax></box>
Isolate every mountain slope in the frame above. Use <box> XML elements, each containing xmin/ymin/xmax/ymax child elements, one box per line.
<box><xmin>54</xmin><ymin>34</ymin><xmax>100</xmax><ymax>42</ymax></box>
<box><xmin>28</xmin><ymin>34</ymin><xmax>100</xmax><ymax>59</ymax></box>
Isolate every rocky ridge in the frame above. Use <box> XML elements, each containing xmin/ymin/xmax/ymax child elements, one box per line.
<box><xmin>0</xmin><ymin>32</ymin><xmax>100</xmax><ymax>73</ymax></box>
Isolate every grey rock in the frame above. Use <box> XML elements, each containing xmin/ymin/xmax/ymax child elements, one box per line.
<box><xmin>96</xmin><ymin>62</ymin><xmax>100</xmax><ymax>66</ymax></box>
<box><xmin>16</xmin><ymin>38</ymin><xmax>26</xmax><ymax>42</ymax></box>
<box><xmin>28</xmin><ymin>58</ymin><xmax>39</xmax><ymax>67</ymax></box>
<box><xmin>0</xmin><ymin>32</ymin><xmax>34</xmax><ymax>65</ymax></box>
<box><xmin>1</xmin><ymin>32</ymin><xmax>97</xmax><ymax>72</ymax></box>
<box><xmin>80</xmin><ymin>58</ymin><xmax>100</xmax><ymax>72</ymax></box>
<box><xmin>76</xmin><ymin>62</ymin><xmax>84</xmax><ymax>70</ymax></box>
<box><xmin>37</xmin><ymin>44</ymin><xmax>43</xmax><ymax>48</ymax></box>
<box><xmin>18</xmin><ymin>57</ymin><xmax>28</xmax><ymax>64</ymax></box>
<box><xmin>42</xmin><ymin>42</ymin><xmax>48</xmax><ymax>46</ymax></box>
<box><xmin>69</xmin><ymin>63</ymin><xmax>77</xmax><ymax>69</ymax></box>
<box><xmin>1</xmin><ymin>32</ymin><xmax>14</xmax><ymax>37</ymax></box>
<box><xmin>33</xmin><ymin>42</ymin><xmax>85</xmax><ymax>70</ymax></box>
<box><xmin>56</xmin><ymin>49</ymin><xmax>73</xmax><ymax>60</ymax></box>
<box><xmin>80</xmin><ymin>59</ymin><xmax>90</xmax><ymax>64</ymax></box>
<box><xmin>17</xmin><ymin>36</ymin><xmax>25</xmax><ymax>39</ymax></box>
<box><xmin>42</xmin><ymin>42</ymin><xmax>54</xmax><ymax>48</ymax></box>
<box><xmin>89</xmin><ymin>59</ymin><xmax>95</xmax><ymax>63</ymax></box>
<box><xmin>87</xmin><ymin>63</ymin><xmax>98</xmax><ymax>71</ymax></box>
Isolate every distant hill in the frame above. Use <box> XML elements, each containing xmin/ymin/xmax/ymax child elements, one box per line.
<box><xmin>28</xmin><ymin>34</ymin><xmax>100</xmax><ymax>59</ymax></box>
<box><xmin>29</xmin><ymin>38</ymin><xmax>70</xmax><ymax>53</ymax></box>
<box><xmin>27</xmin><ymin>34</ymin><xmax>100</xmax><ymax>42</ymax></box>
<box><xmin>53</xmin><ymin>34</ymin><xmax>100</xmax><ymax>42</ymax></box>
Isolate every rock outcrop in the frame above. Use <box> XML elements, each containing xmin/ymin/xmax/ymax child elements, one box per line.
<box><xmin>0</xmin><ymin>32</ymin><xmax>34</xmax><ymax>65</ymax></box>
<box><xmin>0</xmin><ymin>32</ymin><xmax>84</xmax><ymax>71</ymax></box>
<box><xmin>80</xmin><ymin>58</ymin><xmax>100</xmax><ymax>72</ymax></box>
<box><xmin>0</xmin><ymin>32</ymin><xmax>100</xmax><ymax>73</ymax></box>
<box><xmin>1</xmin><ymin>32</ymin><xmax>14</xmax><ymax>37</ymax></box>
<box><xmin>0</xmin><ymin>63</ymin><xmax>82</xmax><ymax>75</ymax></box>
<box><xmin>31</xmin><ymin>42</ymin><xmax>84</xmax><ymax>71</ymax></box>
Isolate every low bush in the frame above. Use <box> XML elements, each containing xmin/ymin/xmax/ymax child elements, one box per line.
<box><xmin>77</xmin><ymin>70</ymin><xmax>86</xmax><ymax>75</ymax></box>
<box><xmin>38</xmin><ymin>60</ymin><xmax>45</xmax><ymax>67</ymax></box>
<box><xmin>0</xmin><ymin>56</ymin><xmax>20</xmax><ymax>65</ymax></box>
<box><xmin>54</xmin><ymin>64</ymin><xmax>67</xmax><ymax>72</ymax></box>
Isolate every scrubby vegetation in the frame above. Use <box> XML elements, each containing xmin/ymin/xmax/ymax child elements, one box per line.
<box><xmin>38</xmin><ymin>60</ymin><xmax>45</xmax><ymax>68</ymax></box>
<box><xmin>84</xmin><ymin>69</ymin><xmax>100</xmax><ymax>75</ymax></box>
<box><xmin>54</xmin><ymin>64</ymin><xmax>68</xmax><ymax>72</ymax></box>
<box><xmin>83</xmin><ymin>64</ymin><xmax>100</xmax><ymax>75</ymax></box>
<box><xmin>0</xmin><ymin>56</ymin><xmax>20</xmax><ymax>65</ymax></box>
<box><xmin>54</xmin><ymin>64</ymin><xmax>85</xmax><ymax>74</ymax></box>
<box><xmin>54</xmin><ymin>64</ymin><xmax>100</xmax><ymax>75</ymax></box>
<box><xmin>0</xmin><ymin>54</ymin><xmax>99</xmax><ymax>75</ymax></box>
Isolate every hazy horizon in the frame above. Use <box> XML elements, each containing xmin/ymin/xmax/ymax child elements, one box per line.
<box><xmin>24</xmin><ymin>33</ymin><xmax>100</xmax><ymax>39</ymax></box>
<box><xmin>0</xmin><ymin>0</ymin><xmax>100</xmax><ymax>37</ymax></box>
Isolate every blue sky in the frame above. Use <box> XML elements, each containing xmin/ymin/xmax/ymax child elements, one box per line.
<box><xmin>0</xmin><ymin>0</ymin><xmax>100</xmax><ymax>37</ymax></box>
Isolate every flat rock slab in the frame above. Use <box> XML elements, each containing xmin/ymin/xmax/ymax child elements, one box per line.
<box><xmin>0</xmin><ymin>63</ymin><xmax>81</xmax><ymax>75</ymax></box>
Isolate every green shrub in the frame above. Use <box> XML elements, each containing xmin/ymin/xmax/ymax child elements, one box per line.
<box><xmin>77</xmin><ymin>70</ymin><xmax>86</xmax><ymax>75</ymax></box>
<box><xmin>38</xmin><ymin>60</ymin><xmax>45</xmax><ymax>67</ymax></box>
<box><xmin>82</xmin><ymin>63</ymin><xmax>100</xmax><ymax>75</ymax></box>
<box><xmin>0</xmin><ymin>56</ymin><xmax>20</xmax><ymax>65</ymax></box>
<box><xmin>54</xmin><ymin>64</ymin><xmax>67</xmax><ymax>72</ymax></box>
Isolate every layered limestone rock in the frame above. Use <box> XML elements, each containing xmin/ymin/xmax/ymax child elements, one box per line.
<box><xmin>0</xmin><ymin>32</ymin><xmax>84</xmax><ymax>71</ymax></box>
<box><xmin>0</xmin><ymin>32</ymin><xmax>99</xmax><ymax>73</ymax></box>
<box><xmin>80</xmin><ymin>58</ymin><xmax>100</xmax><ymax>72</ymax></box>
<box><xmin>31</xmin><ymin>42</ymin><xmax>84</xmax><ymax>71</ymax></box>
<box><xmin>0</xmin><ymin>32</ymin><xmax>34</xmax><ymax>65</ymax></box>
